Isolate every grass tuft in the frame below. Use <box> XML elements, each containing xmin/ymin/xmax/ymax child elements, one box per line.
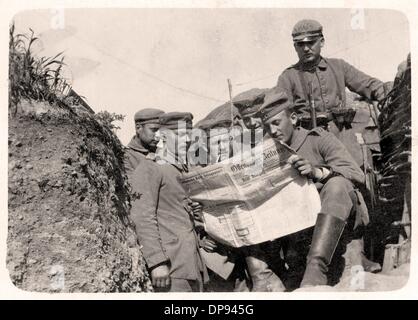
<box><xmin>9</xmin><ymin>22</ymin><xmax>72</xmax><ymax>114</ymax></box>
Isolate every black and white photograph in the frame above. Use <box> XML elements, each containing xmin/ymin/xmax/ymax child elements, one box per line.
<box><xmin>0</xmin><ymin>1</ymin><xmax>415</xmax><ymax>299</ymax></box>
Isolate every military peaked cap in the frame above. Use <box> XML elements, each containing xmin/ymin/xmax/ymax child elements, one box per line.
<box><xmin>134</xmin><ymin>108</ymin><xmax>164</xmax><ymax>124</ymax></box>
<box><xmin>232</xmin><ymin>88</ymin><xmax>269</xmax><ymax>117</ymax></box>
<box><xmin>292</xmin><ymin>19</ymin><xmax>323</xmax><ymax>42</ymax></box>
<box><xmin>159</xmin><ymin>112</ymin><xmax>194</xmax><ymax>129</ymax></box>
<box><xmin>257</xmin><ymin>90</ymin><xmax>292</xmax><ymax>122</ymax></box>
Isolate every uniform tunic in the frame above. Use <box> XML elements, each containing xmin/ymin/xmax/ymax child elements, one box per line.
<box><xmin>124</xmin><ymin>136</ymin><xmax>208</xmax><ymax>289</ymax></box>
<box><xmin>289</xmin><ymin>127</ymin><xmax>366</xmax><ymax>222</ymax></box>
<box><xmin>277</xmin><ymin>57</ymin><xmax>386</xmax><ymax>112</ymax></box>
<box><xmin>277</xmin><ymin>57</ymin><xmax>387</xmax><ymax>169</ymax></box>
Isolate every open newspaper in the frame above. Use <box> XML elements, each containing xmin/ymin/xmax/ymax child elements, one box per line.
<box><xmin>181</xmin><ymin>137</ymin><xmax>321</xmax><ymax>248</ymax></box>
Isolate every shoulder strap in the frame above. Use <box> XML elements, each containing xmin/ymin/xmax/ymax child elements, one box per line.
<box><xmin>309</xmin><ymin>126</ymin><xmax>325</xmax><ymax>135</ymax></box>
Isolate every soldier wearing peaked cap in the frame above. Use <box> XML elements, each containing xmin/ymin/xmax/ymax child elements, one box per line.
<box><xmin>192</xmin><ymin>116</ymin><xmax>252</xmax><ymax>292</ymax></box>
<box><xmin>258</xmin><ymin>90</ymin><xmax>369</xmax><ymax>287</ymax></box>
<box><xmin>276</xmin><ymin>18</ymin><xmax>387</xmax><ymax>166</ymax></box>
<box><xmin>224</xmin><ymin>88</ymin><xmax>287</xmax><ymax>292</ymax></box>
<box><xmin>197</xmin><ymin>110</ymin><xmax>247</xmax><ymax>165</ymax></box>
<box><xmin>279</xmin><ymin>18</ymin><xmax>387</xmax><ymax>109</ymax></box>
<box><xmin>192</xmin><ymin>99</ymin><xmax>284</xmax><ymax>292</ymax></box>
<box><xmin>291</xmin><ymin>19</ymin><xmax>323</xmax><ymax>43</ymax></box>
<box><xmin>124</xmin><ymin>108</ymin><xmax>164</xmax><ymax>174</ymax></box>
<box><xmin>128</xmin><ymin>109</ymin><xmax>208</xmax><ymax>292</ymax></box>
<box><xmin>233</xmin><ymin>88</ymin><xmax>269</xmax><ymax>132</ymax></box>
<box><xmin>277</xmin><ymin>18</ymin><xmax>384</xmax><ymax>277</ymax></box>
<box><xmin>158</xmin><ymin>112</ymin><xmax>194</xmax><ymax>167</ymax></box>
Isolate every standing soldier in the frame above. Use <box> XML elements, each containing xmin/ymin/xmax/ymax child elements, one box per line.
<box><xmin>277</xmin><ymin>19</ymin><xmax>384</xmax><ymax>273</ymax></box>
<box><xmin>124</xmin><ymin>108</ymin><xmax>164</xmax><ymax>174</ymax></box>
<box><xmin>277</xmin><ymin>19</ymin><xmax>387</xmax><ymax>166</ymax></box>
<box><xmin>126</xmin><ymin>110</ymin><xmax>207</xmax><ymax>292</ymax></box>
<box><xmin>156</xmin><ymin>112</ymin><xmax>208</xmax><ymax>291</ymax></box>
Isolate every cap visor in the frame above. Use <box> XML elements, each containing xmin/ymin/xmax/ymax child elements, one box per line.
<box><xmin>293</xmin><ymin>34</ymin><xmax>322</xmax><ymax>43</ymax></box>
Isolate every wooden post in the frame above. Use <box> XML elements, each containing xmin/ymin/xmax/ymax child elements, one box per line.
<box><xmin>227</xmin><ymin>79</ymin><xmax>234</xmax><ymax>127</ymax></box>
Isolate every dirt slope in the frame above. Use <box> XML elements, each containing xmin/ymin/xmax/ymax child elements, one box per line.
<box><xmin>7</xmin><ymin>100</ymin><xmax>152</xmax><ymax>292</ymax></box>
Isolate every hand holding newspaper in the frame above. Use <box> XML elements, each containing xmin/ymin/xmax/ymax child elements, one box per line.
<box><xmin>181</xmin><ymin>137</ymin><xmax>321</xmax><ymax>248</ymax></box>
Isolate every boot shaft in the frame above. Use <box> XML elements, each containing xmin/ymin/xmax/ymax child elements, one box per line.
<box><xmin>307</xmin><ymin>213</ymin><xmax>346</xmax><ymax>265</ymax></box>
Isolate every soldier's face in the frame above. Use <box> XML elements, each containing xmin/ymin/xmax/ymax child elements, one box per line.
<box><xmin>264</xmin><ymin>111</ymin><xmax>298</xmax><ymax>145</ymax></box>
<box><xmin>294</xmin><ymin>37</ymin><xmax>324</xmax><ymax>64</ymax></box>
<box><xmin>137</xmin><ymin>123</ymin><xmax>161</xmax><ymax>151</ymax></box>
<box><xmin>242</xmin><ymin>115</ymin><xmax>263</xmax><ymax>130</ymax></box>
<box><xmin>175</xmin><ymin>127</ymin><xmax>192</xmax><ymax>158</ymax></box>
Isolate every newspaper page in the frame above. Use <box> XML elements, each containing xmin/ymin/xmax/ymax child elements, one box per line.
<box><xmin>181</xmin><ymin>138</ymin><xmax>321</xmax><ymax>248</ymax></box>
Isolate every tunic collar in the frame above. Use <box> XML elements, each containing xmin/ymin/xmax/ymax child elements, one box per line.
<box><xmin>155</xmin><ymin>149</ymin><xmax>188</xmax><ymax>173</ymax></box>
<box><xmin>317</xmin><ymin>57</ymin><xmax>328</xmax><ymax>70</ymax></box>
<box><xmin>127</xmin><ymin>136</ymin><xmax>156</xmax><ymax>160</ymax></box>
<box><xmin>295</xmin><ymin>56</ymin><xmax>328</xmax><ymax>71</ymax></box>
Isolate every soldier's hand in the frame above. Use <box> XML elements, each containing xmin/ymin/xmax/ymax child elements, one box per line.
<box><xmin>150</xmin><ymin>264</ymin><xmax>171</xmax><ymax>288</ymax></box>
<box><xmin>202</xmin><ymin>236</ymin><xmax>218</xmax><ymax>252</ymax></box>
<box><xmin>190</xmin><ymin>201</ymin><xmax>203</xmax><ymax>223</ymax></box>
<box><xmin>288</xmin><ymin>155</ymin><xmax>321</xmax><ymax>180</ymax></box>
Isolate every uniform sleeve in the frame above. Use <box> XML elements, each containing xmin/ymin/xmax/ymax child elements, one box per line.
<box><xmin>277</xmin><ymin>70</ymin><xmax>295</xmax><ymax>104</ymax></box>
<box><xmin>123</xmin><ymin>148</ymin><xmax>138</xmax><ymax>176</ymax></box>
<box><xmin>340</xmin><ymin>59</ymin><xmax>386</xmax><ymax>102</ymax></box>
<box><xmin>317</xmin><ymin>130</ymin><xmax>365</xmax><ymax>185</ymax></box>
<box><xmin>129</xmin><ymin>162</ymin><xmax>170</xmax><ymax>269</ymax></box>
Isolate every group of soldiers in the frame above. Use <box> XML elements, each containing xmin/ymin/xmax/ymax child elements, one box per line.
<box><xmin>124</xmin><ymin>19</ymin><xmax>393</xmax><ymax>292</ymax></box>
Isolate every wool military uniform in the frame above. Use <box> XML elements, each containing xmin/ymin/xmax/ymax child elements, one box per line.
<box><xmin>124</xmin><ymin>107</ymin><xmax>164</xmax><ymax>174</ymax></box>
<box><xmin>258</xmin><ymin>89</ymin><xmax>368</xmax><ymax>287</ymax></box>
<box><xmin>140</xmin><ymin>111</ymin><xmax>208</xmax><ymax>292</ymax></box>
<box><xmin>125</xmin><ymin>108</ymin><xmax>207</xmax><ymax>292</ymax></box>
<box><xmin>124</xmin><ymin>135</ymin><xmax>156</xmax><ymax>174</ymax></box>
<box><xmin>231</xmin><ymin>88</ymin><xmax>287</xmax><ymax>292</ymax></box>
<box><xmin>276</xmin><ymin>19</ymin><xmax>385</xmax><ymax>283</ymax></box>
<box><xmin>277</xmin><ymin>57</ymin><xmax>386</xmax><ymax>114</ymax></box>
<box><xmin>129</xmin><ymin>158</ymin><xmax>208</xmax><ymax>292</ymax></box>
<box><xmin>289</xmin><ymin>126</ymin><xmax>366</xmax><ymax>222</ymax></box>
<box><xmin>277</xmin><ymin>19</ymin><xmax>387</xmax><ymax>168</ymax></box>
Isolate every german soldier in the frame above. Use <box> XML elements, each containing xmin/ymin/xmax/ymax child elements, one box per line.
<box><xmin>127</xmin><ymin>111</ymin><xmax>208</xmax><ymax>292</ymax></box>
<box><xmin>124</xmin><ymin>108</ymin><xmax>164</xmax><ymax>174</ymax></box>
<box><xmin>258</xmin><ymin>90</ymin><xmax>367</xmax><ymax>287</ymax></box>
<box><xmin>277</xmin><ymin>19</ymin><xmax>387</xmax><ymax>165</ymax></box>
<box><xmin>231</xmin><ymin>88</ymin><xmax>287</xmax><ymax>292</ymax></box>
<box><xmin>277</xmin><ymin>18</ymin><xmax>383</xmax><ymax>274</ymax></box>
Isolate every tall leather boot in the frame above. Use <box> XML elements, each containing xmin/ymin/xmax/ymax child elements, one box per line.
<box><xmin>300</xmin><ymin>213</ymin><xmax>346</xmax><ymax>287</ymax></box>
<box><xmin>245</xmin><ymin>255</ymin><xmax>286</xmax><ymax>292</ymax></box>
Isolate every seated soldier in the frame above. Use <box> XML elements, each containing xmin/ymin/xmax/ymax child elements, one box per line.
<box><xmin>257</xmin><ymin>89</ymin><xmax>367</xmax><ymax>287</ymax></box>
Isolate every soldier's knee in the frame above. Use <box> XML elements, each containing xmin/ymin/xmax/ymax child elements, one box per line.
<box><xmin>322</xmin><ymin>176</ymin><xmax>353</xmax><ymax>198</ymax></box>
